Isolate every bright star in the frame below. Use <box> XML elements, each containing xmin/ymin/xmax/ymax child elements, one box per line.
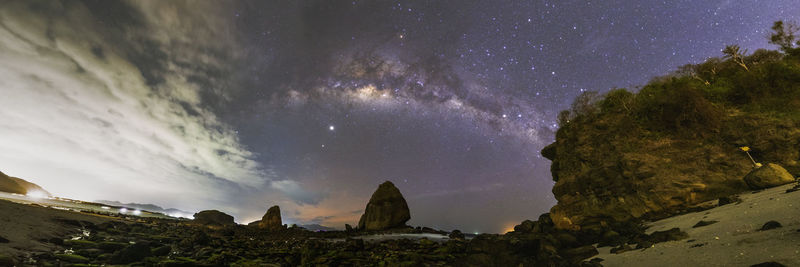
<box><xmin>329</xmin><ymin>125</ymin><xmax>335</xmax><ymax>131</ymax></box>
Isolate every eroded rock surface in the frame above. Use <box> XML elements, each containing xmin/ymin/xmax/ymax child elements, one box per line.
<box><xmin>258</xmin><ymin>205</ymin><xmax>283</xmax><ymax>230</ymax></box>
<box><xmin>544</xmin><ymin>113</ymin><xmax>800</xmax><ymax>230</ymax></box>
<box><xmin>358</xmin><ymin>181</ymin><xmax>411</xmax><ymax>231</ymax></box>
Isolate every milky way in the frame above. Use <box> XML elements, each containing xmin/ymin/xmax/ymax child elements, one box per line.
<box><xmin>0</xmin><ymin>0</ymin><xmax>798</xmax><ymax>233</ymax></box>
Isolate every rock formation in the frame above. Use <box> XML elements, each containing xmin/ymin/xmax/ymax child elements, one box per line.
<box><xmin>544</xmin><ymin>108</ymin><xmax>800</xmax><ymax>230</ymax></box>
<box><xmin>0</xmin><ymin>171</ymin><xmax>51</xmax><ymax>196</ymax></box>
<box><xmin>193</xmin><ymin>210</ymin><xmax>235</xmax><ymax>226</ymax></box>
<box><xmin>258</xmin><ymin>205</ymin><xmax>283</xmax><ymax>230</ymax></box>
<box><xmin>358</xmin><ymin>181</ymin><xmax>410</xmax><ymax>231</ymax></box>
<box><xmin>743</xmin><ymin>163</ymin><xmax>795</xmax><ymax>189</ymax></box>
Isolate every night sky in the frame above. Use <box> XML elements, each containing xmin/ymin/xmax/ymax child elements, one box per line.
<box><xmin>1</xmin><ymin>0</ymin><xmax>798</xmax><ymax>233</ymax></box>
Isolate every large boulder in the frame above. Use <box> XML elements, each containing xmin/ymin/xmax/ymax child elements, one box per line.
<box><xmin>358</xmin><ymin>181</ymin><xmax>410</xmax><ymax>231</ymax></box>
<box><xmin>258</xmin><ymin>205</ymin><xmax>283</xmax><ymax>230</ymax></box>
<box><xmin>193</xmin><ymin>210</ymin><xmax>235</xmax><ymax>226</ymax></box>
<box><xmin>743</xmin><ymin>163</ymin><xmax>795</xmax><ymax>189</ymax></box>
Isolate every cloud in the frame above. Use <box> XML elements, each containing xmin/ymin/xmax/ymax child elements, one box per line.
<box><xmin>270</xmin><ymin>180</ymin><xmax>325</xmax><ymax>205</ymax></box>
<box><xmin>0</xmin><ymin>1</ymin><xmax>266</xmax><ymax>214</ymax></box>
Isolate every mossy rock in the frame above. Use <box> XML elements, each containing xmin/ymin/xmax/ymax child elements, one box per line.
<box><xmin>0</xmin><ymin>253</ymin><xmax>15</xmax><ymax>266</ymax></box>
<box><xmin>55</xmin><ymin>254</ymin><xmax>89</xmax><ymax>263</ymax></box>
<box><xmin>96</xmin><ymin>253</ymin><xmax>113</xmax><ymax>262</ymax></box>
<box><xmin>64</xmin><ymin>240</ymin><xmax>97</xmax><ymax>249</ymax></box>
<box><xmin>159</xmin><ymin>257</ymin><xmax>202</xmax><ymax>267</ymax></box>
<box><xmin>98</xmin><ymin>241</ymin><xmax>128</xmax><ymax>252</ymax></box>
<box><xmin>151</xmin><ymin>245</ymin><xmax>172</xmax><ymax>256</ymax></box>
<box><xmin>110</xmin><ymin>243</ymin><xmax>151</xmax><ymax>264</ymax></box>
<box><xmin>75</xmin><ymin>248</ymin><xmax>103</xmax><ymax>258</ymax></box>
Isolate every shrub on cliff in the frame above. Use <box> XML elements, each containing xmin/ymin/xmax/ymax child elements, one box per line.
<box><xmin>635</xmin><ymin>78</ymin><xmax>723</xmax><ymax>136</ymax></box>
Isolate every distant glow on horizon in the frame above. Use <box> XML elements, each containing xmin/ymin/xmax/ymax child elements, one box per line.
<box><xmin>101</xmin><ymin>206</ymin><xmax>110</xmax><ymax>210</ymax></box>
<box><xmin>119</xmin><ymin>208</ymin><xmax>128</xmax><ymax>213</ymax></box>
<box><xmin>169</xmin><ymin>212</ymin><xmax>193</xmax><ymax>219</ymax></box>
<box><xmin>133</xmin><ymin>210</ymin><xmax>142</xmax><ymax>215</ymax></box>
<box><xmin>25</xmin><ymin>190</ymin><xmax>49</xmax><ymax>199</ymax></box>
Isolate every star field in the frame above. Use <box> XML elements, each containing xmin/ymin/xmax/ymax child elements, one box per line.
<box><xmin>0</xmin><ymin>0</ymin><xmax>797</xmax><ymax>233</ymax></box>
<box><xmin>220</xmin><ymin>1</ymin><xmax>799</xmax><ymax>232</ymax></box>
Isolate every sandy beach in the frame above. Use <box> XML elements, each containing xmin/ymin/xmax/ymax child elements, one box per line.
<box><xmin>593</xmin><ymin>182</ymin><xmax>800</xmax><ymax>266</ymax></box>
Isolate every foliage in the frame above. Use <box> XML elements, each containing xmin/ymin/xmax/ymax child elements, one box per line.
<box><xmin>635</xmin><ymin>78</ymin><xmax>723</xmax><ymax>136</ymax></box>
<box><xmin>769</xmin><ymin>20</ymin><xmax>800</xmax><ymax>56</ymax></box>
<box><xmin>722</xmin><ymin>45</ymin><xmax>749</xmax><ymax>71</ymax></box>
<box><xmin>556</xmin><ymin>20</ymin><xmax>800</xmax><ymax>139</ymax></box>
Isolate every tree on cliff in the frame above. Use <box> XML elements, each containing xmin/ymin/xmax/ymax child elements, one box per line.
<box><xmin>722</xmin><ymin>45</ymin><xmax>749</xmax><ymax>72</ymax></box>
<box><xmin>768</xmin><ymin>20</ymin><xmax>800</xmax><ymax>56</ymax></box>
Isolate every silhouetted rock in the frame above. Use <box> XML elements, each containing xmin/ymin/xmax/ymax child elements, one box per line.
<box><xmin>0</xmin><ymin>235</ymin><xmax>8</xmax><ymax>243</ymax></box>
<box><xmin>560</xmin><ymin>245</ymin><xmax>598</xmax><ymax>264</ymax></box>
<box><xmin>449</xmin><ymin>230</ymin><xmax>465</xmax><ymax>240</ymax></box>
<box><xmin>692</xmin><ymin>220</ymin><xmax>718</xmax><ymax>228</ymax></box>
<box><xmin>111</xmin><ymin>242</ymin><xmax>151</xmax><ymax>264</ymax></box>
<box><xmin>513</xmin><ymin>220</ymin><xmax>535</xmax><ymax>233</ymax></box>
<box><xmin>258</xmin><ymin>205</ymin><xmax>282</xmax><ymax>230</ymax></box>
<box><xmin>345</xmin><ymin>224</ymin><xmax>353</xmax><ymax>231</ymax></box>
<box><xmin>357</xmin><ymin>181</ymin><xmax>411</xmax><ymax>231</ymax></box>
<box><xmin>152</xmin><ymin>245</ymin><xmax>171</xmax><ymax>256</ymax></box>
<box><xmin>0</xmin><ymin>253</ymin><xmax>14</xmax><ymax>267</ymax></box>
<box><xmin>744</xmin><ymin>163</ymin><xmax>796</xmax><ymax>189</ymax></box>
<box><xmin>193</xmin><ymin>210</ymin><xmax>235</xmax><ymax>226</ymax></box>
<box><xmin>750</xmin><ymin>262</ymin><xmax>787</xmax><ymax>267</ymax></box>
<box><xmin>760</xmin><ymin>220</ymin><xmax>782</xmax><ymax>231</ymax></box>
<box><xmin>646</xmin><ymin>228</ymin><xmax>688</xmax><ymax>243</ymax></box>
<box><xmin>785</xmin><ymin>183</ymin><xmax>800</xmax><ymax>193</ymax></box>
<box><xmin>718</xmin><ymin>195</ymin><xmax>742</xmax><ymax>206</ymax></box>
<box><xmin>610</xmin><ymin>244</ymin><xmax>634</xmax><ymax>254</ymax></box>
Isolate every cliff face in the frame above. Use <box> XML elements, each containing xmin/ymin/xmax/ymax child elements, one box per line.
<box><xmin>544</xmin><ymin>109</ymin><xmax>800</xmax><ymax>230</ymax></box>
<box><xmin>0</xmin><ymin>171</ymin><xmax>51</xmax><ymax>196</ymax></box>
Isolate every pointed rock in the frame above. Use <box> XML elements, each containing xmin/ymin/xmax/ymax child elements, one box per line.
<box><xmin>358</xmin><ymin>181</ymin><xmax>410</xmax><ymax>231</ymax></box>
<box><xmin>258</xmin><ymin>205</ymin><xmax>283</xmax><ymax>230</ymax></box>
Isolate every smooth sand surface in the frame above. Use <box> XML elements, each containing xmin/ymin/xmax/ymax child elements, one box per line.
<box><xmin>593</xmin><ymin>182</ymin><xmax>800</xmax><ymax>266</ymax></box>
<box><xmin>0</xmin><ymin>199</ymin><xmax>116</xmax><ymax>257</ymax></box>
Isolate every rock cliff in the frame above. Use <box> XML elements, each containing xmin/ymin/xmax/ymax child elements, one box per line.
<box><xmin>544</xmin><ymin>69</ymin><xmax>800</xmax><ymax>230</ymax></box>
<box><xmin>0</xmin><ymin>171</ymin><xmax>51</xmax><ymax>196</ymax></box>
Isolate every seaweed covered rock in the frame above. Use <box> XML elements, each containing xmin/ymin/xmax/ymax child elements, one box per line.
<box><xmin>357</xmin><ymin>181</ymin><xmax>411</xmax><ymax>231</ymax></box>
<box><xmin>744</xmin><ymin>163</ymin><xmax>795</xmax><ymax>189</ymax></box>
<box><xmin>193</xmin><ymin>210</ymin><xmax>235</xmax><ymax>226</ymax></box>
